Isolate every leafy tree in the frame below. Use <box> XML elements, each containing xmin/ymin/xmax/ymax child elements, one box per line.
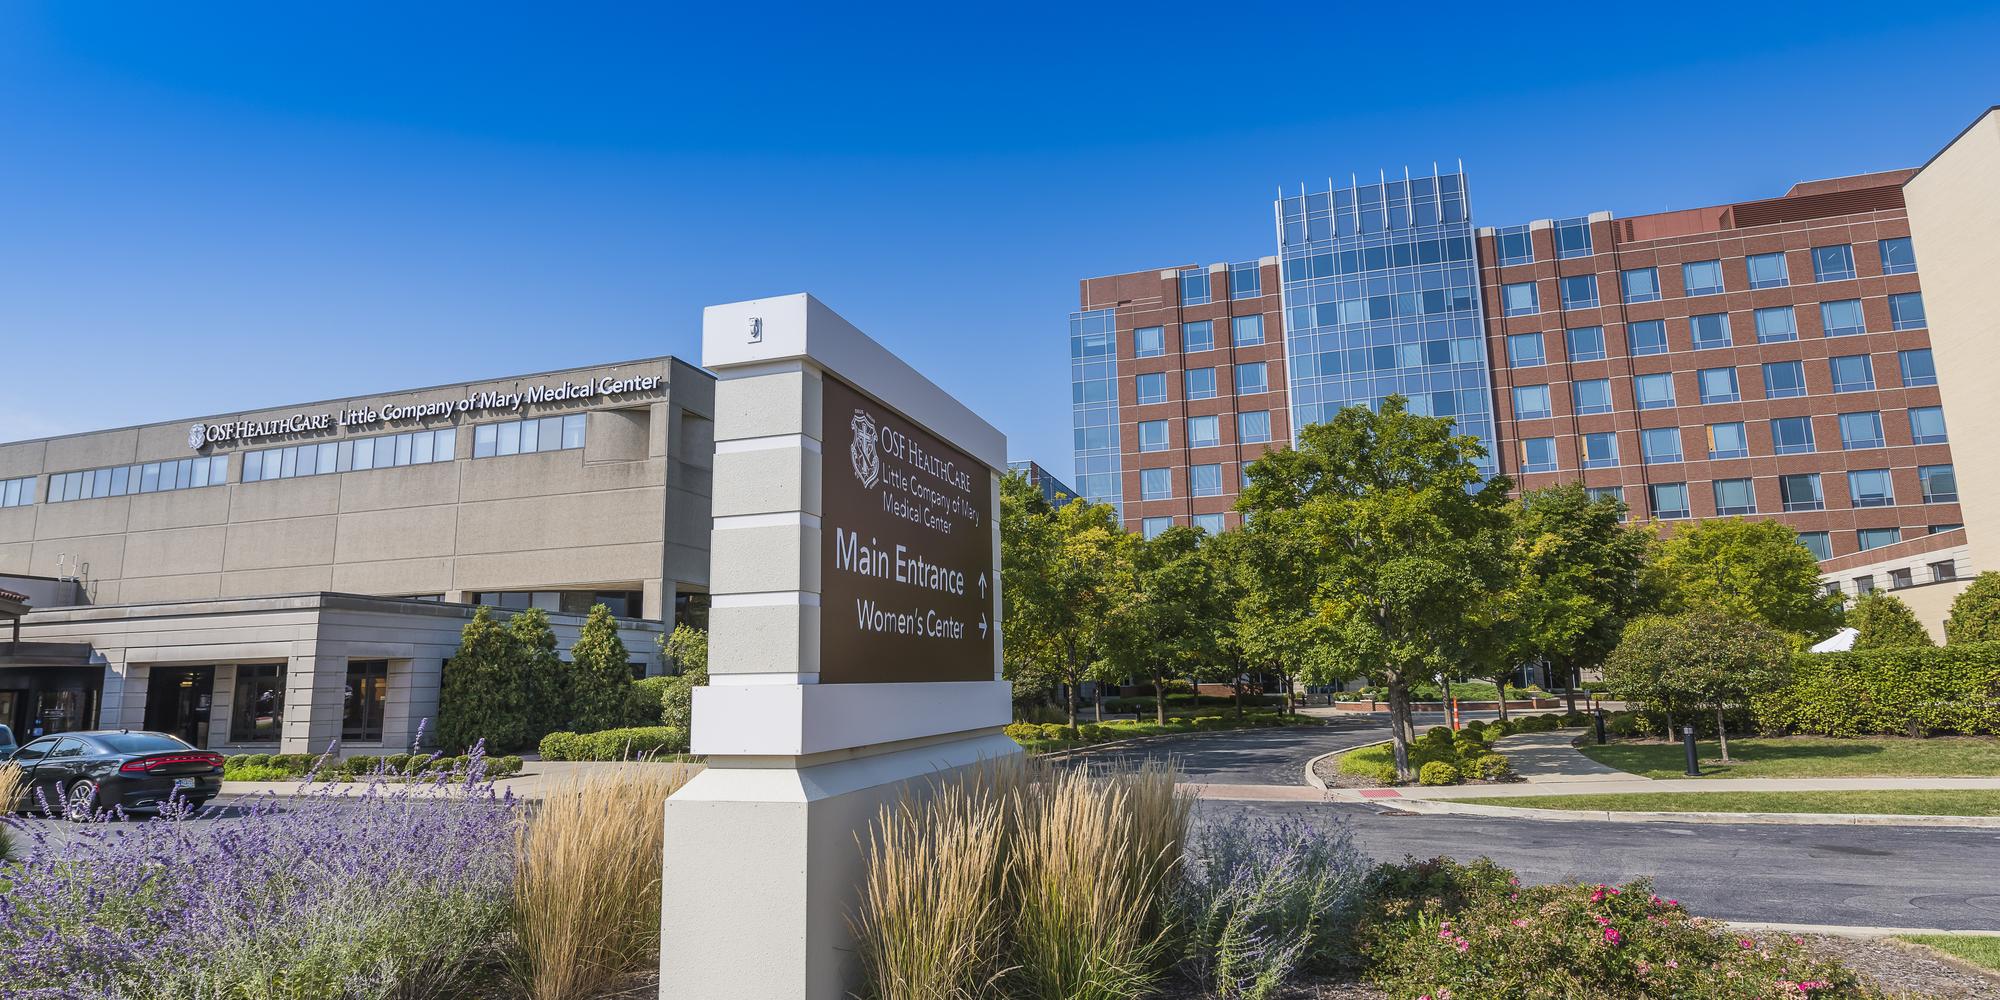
<box><xmin>568</xmin><ymin>604</ymin><xmax>633</xmax><ymax>732</ymax></box>
<box><xmin>507</xmin><ymin>607</ymin><xmax>564</xmax><ymax>740</ymax></box>
<box><xmin>1944</xmin><ymin>572</ymin><xmax>2000</xmax><ymax>645</ymax></box>
<box><xmin>658</xmin><ymin>624</ymin><xmax>710</xmax><ymax>731</ymax></box>
<box><xmin>1000</xmin><ymin>470</ymin><xmax>1125</xmax><ymax>727</ymax></box>
<box><xmin>1098</xmin><ymin>526</ymin><xmax>1227</xmax><ymax>725</ymax></box>
<box><xmin>1495</xmin><ymin>484</ymin><xmax>1651</xmax><ymax>713</ymax></box>
<box><xmin>436</xmin><ymin>606</ymin><xmax>531</xmax><ymax>753</ymax></box>
<box><xmin>1230</xmin><ymin>498</ymin><xmax>1343</xmax><ymax>710</ymax></box>
<box><xmin>1848</xmin><ymin>592</ymin><xmax>1936</xmax><ymax>650</ymax></box>
<box><xmin>1645</xmin><ymin>519</ymin><xmax>1843</xmax><ymax>641</ymax></box>
<box><xmin>1238</xmin><ymin>396</ymin><xmax>1511</xmax><ymax>781</ymax></box>
<box><xmin>1603</xmin><ymin>609</ymin><xmax>1788</xmax><ymax>762</ymax></box>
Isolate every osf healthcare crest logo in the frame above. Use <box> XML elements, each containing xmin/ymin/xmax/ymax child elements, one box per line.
<box><xmin>849</xmin><ymin>408</ymin><xmax>880</xmax><ymax>489</ymax></box>
<box><xmin>187</xmin><ymin>422</ymin><xmax>207</xmax><ymax>451</ymax></box>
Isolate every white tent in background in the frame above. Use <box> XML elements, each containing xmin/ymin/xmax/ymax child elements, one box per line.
<box><xmin>1811</xmin><ymin>627</ymin><xmax>1859</xmax><ymax>653</ymax></box>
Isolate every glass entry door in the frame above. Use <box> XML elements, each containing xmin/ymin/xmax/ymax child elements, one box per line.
<box><xmin>143</xmin><ymin>667</ymin><xmax>215</xmax><ymax>747</ymax></box>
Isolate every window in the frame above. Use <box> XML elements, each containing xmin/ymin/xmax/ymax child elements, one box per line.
<box><xmin>1771</xmin><ymin>416</ymin><xmax>1816</xmax><ymax>455</ymax></box>
<box><xmin>1190</xmin><ymin>464</ymin><xmax>1223</xmax><ymax>498</ymax></box>
<box><xmin>1708</xmin><ymin>422</ymin><xmax>1748</xmax><ymax>459</ymax></box>
<box><xmin>1620</xmin><ymin>267</ymin><xmax>1661</xmax><ymax>303</ymax></box>
<box><xmin>1560</xmin><ymin>274</ymin><xmax>1599</xmax><ymax>309</ymax></box>
<box><xmin>1889</xmin><ymin>292</ymin><xmax>1927</xmax><ymax>331</ymax></box>
<box><xmin>1920</xmin><ymin>464</ymin><xmax>1957</xmax><ymax>503</ymax></box>
<box><xmin>1838</xmin><ymin>411</ymin><xmax>1885</xmax><ymax>450</ymax></box>
<box><xmin>1555</xmin><ymin>217</ymin><xmax>1592</xmax><ymax>258</ymax></box>
<box><xmin>1890</xmin><ymin>568</ymin><xmax>1914</xmax><ymax>590</ymax></box>
<box><xmin>1188</xmin><ymin>415</ymin><xmax>1220</xmax><ymax>448</ymax></box>
<box><xmin>1820</xmin><ymin>299</ymin><xmax>1865</xmax><ymax>337</ymax></box>
<box><xmin>1690</xmin><ymin>313</ymin><xmax>1732</xmax><ymax>350</ymax></box>
<box><xmin>1713</xmin><ymin>478</ymin><xmax>1757</xmax><ymax>516</ymax></box>
<box><xmin>1192</xmin><ymin>513</ymin><xmax>1226</xmax><ymax>534</ymax></box>
<box><xmin>1179</xmin><ymin>267</ymin><xmax>1210</xmax><ymax>305</ymax></box>
<box><xmin>1857</xmin><ymin>527</ymin><xmax>1900</xmax><ymax>552</ymax></box>
<box><xmin>1137</xmin><ymin>420</ymin><xmax>1169</xmax><ymax>452</ymax></box>
<box><xmin>1582</xmin><ymin>431</ymin><xmax>1619</xmax><ymax>468</ymax></box>
<box><xmin>1879</xmin><ymin>237</ymin><xmax>1916</xmax><ymax>275</ymax></box>
<box><xmin>1502</xmin><ymin>281</ymin><xmax>1539</xmax><ymax>316</ymax></box>
<box><xmin>1235</xmin><ymin>362</ymin><xmax>1268</xmax><ymax>395</ymax></box>
<box><xmin>1697</xmin><ymin>367</ymin><xmax>1740</xmax><ymax>403</ymax></box>
<box><xmin>1812</xmin><ymin>244</ymin><xmax>1857</xmax><ymax>282</ymax></box>
<box><xmin>1635</xmin><ymin>372</ymin><xmax>1676</xmax><ymax>409</ymax></box>
<box><xmin>51</xmin><ymin>454</ymin><xmax>231</xmax><ymax>502</ymax></box>
<box><xmin>1141</xmin><ymin>516</ymin><xmax>1172</xmax><ymax>540</ymax></box>
<box><xmin>1140</xmin><ymin>468</ymin><xmax>1171</xmax><ymax>501</ymax></box>
<box><xmin>0</xmin><ymin>476</ymin><xmax>35</xmax><ymax>508</ymax></box>
<box><xmin>1848</xmin><ymin>469</ymin><xmax>1895</xmax><ymax>508</ymax></box>
<box><xmin>1641</xmin><ymin>427</ymin><xmax>1683</xmax><ymax>464</ymax></box>
<box><xmin>1780</xmin><ymin>473</ymin><xmax>1824</xmax><ymax>511</ymax></box>
<box><xmin>1135</xmin><ymin>372</ymin><xmax>1167</xmax><ymax>404</ymax></box>
<box><xmin>1231</xmin><ymin>315</ymin><xmax>1265</xmax><ymax>346</ymax></box>
<box><xmin>1238</xmin><ymin>411</ymin><xmax>1271</xmax><ymax>444</ymax></box>
<box><xmin>1229</xmin><ymin>261</ymin><xmax>1262</xmax><ymax>299</ymax></box>
<box><xmin>1512</xmin><ymin>384</ymin><xmax>1552</xmax><ymax>419</ymax></box>
<box><xmin>469</xmin><ymin>416</ymin><xmax>581</xmax><ymax>461</ymax></box>
<box><xmin>1184</xmin><ymin>368</ymin><xmax>1217</xmax><ymax>400</ymax></box>
<box><xmin>1648</xmin><ymin>482</ymin><xmax>1691</xmax><ymax>519</ymax></box>
<box><xmin>1800</xmin><ymin>531</ymin><xmax>1832</xmax><ymax>561</ymax></box>
<box><xmin>1520</xmin><ymin>437</ymin><xmax>1557</xmax><ymax>473</ymax></box>
<box><xmin>1853</xmin><ymin>574</ymin><xmax>1877</xmax><ymax>594</ymax></box>
<box><xmin>231</xmin><ymin>664</ymin><xmax>286</xmax><ymax>743</ymax></box>
<box><xmin>1762</xmin><ymin>361</ymin><xmax>1807</xmax><ymax>399</ymax></box>
<box><xmin>1565</xmin><ymin>326</ymin><xmax>1606</xmax><ymax>361</ymax></box>
<box><xmin>1176</xmin><ymin>320</ymin><xmax>1212</xmax><ymax>353</ymax></box>
<box><xmin>1134</xmin><ymin>326</ymin><xmax>1165</xmax><ymax>358</ymax></box>
<box><xmin>343</xmin><ymin>660</ymin><xmax>388</xmax><ymax>743</ymax></box>
<box><xmin>1622</xmin><ymin>321</ymin><xmax>1665</xmax><ymax>357</ymax></box>
<box><xmin>1506</xmin><ymin>332</ymin><xmax>1545</xmax><ymax>368</ymax></box>
<box><xmin>1572</xmin><ymin>379</ymin><xmax>1613</xmax><ymax>414</ymax></box>
<box><xmin>1932</xmin><ymin>524</ymin><xmax>1965</xmax><ymax>535</ymax></box>
<box><xmin>1899</xmin><ymin>349</ymin><xmax>1937</xmax><ymax>387</ymax></box>
<box><xmin>1587</xmin><ymin>485</ymin><xmax>1625</xmax><ymax>508</ymax></box>
<box><xmin>1495</xmin><ymin>226</ymin><xmax>1534</xmax><ymax>265</ymax></box>
<box><xmin>1755</xmin><ymin>306</ymin><xmax>1797</xmax><ymax>343</ymax></box>
<box><xmin>1747</xmin><ymin>251</ymin><xmax>1790</xmax><ymax>289</ymax></box>
<box><xmin>1909</xmin><ymin>406</ymin><xmax>1948</xmax><ymax>445</ymax></box>
<box><xmin>1683</xmin><ymin>260</ymin><xmax>1724</xmax><ymax>296</ymax></box>
<box><xmin>1931</xmin><ymin>559</ymin><xmax>1959</xmax><ymax>582</ymax></box>
<box><xmin>1829</xmin><ymin>355</ymin><xmax>1875</xmax><ymax>393</ymax></box>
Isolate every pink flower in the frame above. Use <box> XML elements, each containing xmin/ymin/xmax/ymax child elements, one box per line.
<box><xmin>1455</xmin><ymin>938</ymin><xmax>1469</xmax><ymax>954</ymax></box>
<box><xmin>1590</xmin><ymin>888</ymin><xmax>1606</xmax><ymax>903</ymax></box>
<box><xmin>1667</xmin><ymin>960</ymin><xmax>1678</xmax><ymax>970</ymax></box>
<box><xmin>1603</xmin><ymin>928</ymin><xmax>1623</xmax><ymax>945</ymax></box>
<box><xmin>1511</xmin><ymin>918</ymin><xmax>1529</xmax><ymax>928</ymax></box>
<box><xmin>1740</xmin><ymin>939</ymin><xmax>1756</xmax><ymax>950</ymax></box>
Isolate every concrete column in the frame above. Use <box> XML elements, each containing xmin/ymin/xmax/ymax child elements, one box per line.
<box><xmin>209</xmin><ymin>664</ymin><xmax>238</xmax><ymax>749</ymax></box>
<box><xmin>384</xmin><ymin>656</ymin><xmax>443</xmax><ymax>751</ymax></box>
<box><xmin>279</xmin><ymin>648</ymin><xmax>346</xmax><ymax>755</ymax></box>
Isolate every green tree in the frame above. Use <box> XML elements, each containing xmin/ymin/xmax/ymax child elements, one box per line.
<box><xmin>1496</xmin><ymin>483</ymin><xmax>1652</xmax><ymax>713</ymax></box>
<box><xmin>1944</xmin><ymin>572</ymin><xmax>2000</xmax><ymax>645</ymax></box>
<box><xmin>1000</xmin><ymin>470</ymin><xmax>1124</xmax><ymax>727</ymax></box>
<box><xmin>1098</xmin><ymin>526</ymin><xmax>1227</xmax><ymax>725</ymax></box>
<box><xmin>1645</xmin><ymin>519</ymin><xmax>1844</xmax><ymax>641</ymax></box>
<box><xmin>436</xmin><ymin>606</ymin><xmax>531</xmax><ymax>753</ymax></box>
<box><xmin>658</xmin><ymin>624</ymin><xmax>710</xmax><ymax>731</ymax></box>
<box><xmin>1848</xmin><ymin>592</ymin><xmax>1936</xmax><ymax>650</ymax></box>
<box><xmin>1238</xmin><ymin>395</ymin><xmax>1511</xmax><ymax>781</ymax></box>
<box><xmin>1230</xmin><ymin>495</ymin><xmax>1343</xmax><ymax>710</ymax></box>
<box><xmin>568</xmin><ymin>604</ymin><xmax>633</xmax><ymax>732</ymax></box>
<box><xmin>507</xmin><ymin>607</ymin><xmax>563</xmax><ymax>740</ymax></box>
<box><xmin>1603</xmin><ymin>609</ymin><xmax>1788</xmax><ymax>762</ymax></box>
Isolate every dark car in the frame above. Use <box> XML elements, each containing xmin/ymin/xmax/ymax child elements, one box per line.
<box><xmin>5</xmin><ymin>730</ymin><xmax>224</xmax><ymax>821</ymax></box>
<box><xmin>0</xmin><ymin>724</ymin><xmax>15</xmax><ymax>758</ymax></box>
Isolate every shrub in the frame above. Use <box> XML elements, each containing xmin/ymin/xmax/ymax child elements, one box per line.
<box><xmin>1169</xmin><ymin>817</ymin><xmax>1372</xmax><ymax>993</ymax></box>
<box><xmin>345</xmin><ymin>755</ymin><xmax>381</xmax><ymax>774</ymax></box>
<box><xmin>569</xmin><ymin>605</ymin><xmax>634</xmax><ymax>733</ymax></box>
<box><xmin>1078</xmin><ymin>724</ymin><xmax>1109</xmax><ymax>743</ymax></box>
<box><xmin>238</xmin><ymin>753</ymin><xmax>272</xmax><ymax>768</ymax></box>
<box><xmin>383</xmin><ymin>753</ymin><xmax>411</xmax><ymax>772</ymax></box>
<box><xmin>1038</xmin><ymin>723</ymin><xmax>1073</xmax><ymax>743</ymax></box>
<box><xmin>1421</xmin><ymin>727</ymin><xmax>1454</xmax><ymax>748</ymax></box>
<box><xmin>659</xmin><ymin>625</ymin><xmax>709</xmax><ymax>730</ymax></box>
<box><xmin>438</xmin><ymin>606</ymin><xmax>534</xmax><ymax>754</ymax></box>
<box><xmin>1472</xmin><ymin>754</ymin><xmax>1512</xmax><ymax>780</ymax></box>
<box><xmin>223</xmin><ymin>764</ymin><xmax>296</xmax><ymax>782</ymax></box>
<box><xmin>1417</xmin><ymin>761</ymin><xmax>1460</xmax><ymax>786</ymax></box>
<box><xmin>1946</xmin><ymin>572</ymin><xmax>2000</xmax><ymax>645</ymax></box>
<box><xmin>489</xmin><ymin>756</ymin><xmax>524</xmax><ymax>778</ymax></box>
<box><xmin>536</xmin><ymin>727</ymin><xmax>688</xmax><ymax>761</ymax></box>
<box><xmin>1486</xmin><ymin>720</ymin><xmax>1514</xmax><ymax>738</ymax></box>
<box><xmin>1849</xmin><ymin>591</ymin><xmax>1936</xmax><ymax>650</ymax></box>
<box><xmin>1755</xmin><ymin>642</ymin><xmax>2000</xmax><ymax>737</ymax></box>
<box><xmin>1460</xmin><ymin>719</ymin><xmax>1486</xmax><ymax>735</ymax></box>
<box><xmin>1004</xmin><ymin>722</ymin><xmax>1041</xmax><ymax>744</ymax></box>
<box><xmin>1606</xmin><ymin>712</ymin><xmax>1641</xmax><ymax>738</ymax></box>
<box><xmin>627</xmin><ymin>675</ymin><xmax>674</xmax><ymax>728</ymax></box>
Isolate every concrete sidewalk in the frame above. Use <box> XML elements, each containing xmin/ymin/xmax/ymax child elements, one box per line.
<box><xmin>1399</xmin><ymin>775</ymin><xmax>2000</xmax><ymax>800</ymax></box>
<box><xmin>1489</xmin><ymin>729</ymin><xmax>1648</xmax><ymax>784</ymax></box>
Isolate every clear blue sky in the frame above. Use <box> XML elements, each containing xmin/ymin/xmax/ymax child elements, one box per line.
<box><xmin>3</xmin><ymin>3</ymin><xmax>1997</xmax><ymax>474</ymax></box>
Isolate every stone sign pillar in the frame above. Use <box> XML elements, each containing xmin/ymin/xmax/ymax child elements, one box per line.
<box><xmin>661</xmin><ymin>294</ymin><xmax>1016</xmax><ymax>1000</ymax></box>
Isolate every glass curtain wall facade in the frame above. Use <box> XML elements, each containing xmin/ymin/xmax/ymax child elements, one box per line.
<box><xmin>1070</xmin><ymin>307</ymin><xmax>1121</xmax><ymax>515</ymax></box>
<box><xmin>1275</xmin><ymin>170</ymin><xmax>1498</xmax><ymax>474</ymax></box>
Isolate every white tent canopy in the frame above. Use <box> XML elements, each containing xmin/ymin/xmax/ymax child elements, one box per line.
<box><xmin>1810</xmin><ymin>627</ymin><xmax>1859</xmax><ymax>653</ymax></box>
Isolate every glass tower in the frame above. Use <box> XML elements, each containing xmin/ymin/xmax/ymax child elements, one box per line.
<box><xmin>1069</xmin><ymin>307</ymin><xmax>1121</xmax><ymax>515</ymax></box>
<box><xmin>1274</xmin><ymin>169</ymin><xmax>1498</xmax><ymax>474</ymax></box>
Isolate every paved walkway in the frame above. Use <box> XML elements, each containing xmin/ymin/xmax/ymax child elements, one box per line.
<box><xmin>1489</xmin><ymin>730</ymin><xmax>1648</xmax><ymax>784</ymax></box>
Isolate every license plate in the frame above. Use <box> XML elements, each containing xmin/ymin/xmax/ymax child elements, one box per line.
<box><xmin>173</xmin><ymin>777</ymin><xmax>196</xmax><ymax>790</ymax></box>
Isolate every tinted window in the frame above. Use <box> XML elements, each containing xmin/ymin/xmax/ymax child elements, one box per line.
<box><xmin>11</xmin><ymin>738</ymin><xmax>60</xmax><ymax>764</ymax></box>
<box><xmin>96</xmin><ymin>733</ymin><xmax>196</xmax><ymax>754</ymax></box>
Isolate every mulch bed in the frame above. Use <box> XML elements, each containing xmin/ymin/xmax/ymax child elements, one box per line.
<box><xmin>1805</xmin><ymin>934</ymin><xmax>2000</xmax><ymax>999</ymax></box>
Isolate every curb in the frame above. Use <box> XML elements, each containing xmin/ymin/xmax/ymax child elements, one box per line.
<box><xmin>1385</xmin><ymin>796</ymin><xmax>2000</xmax><ymax>829</ymax></box>
<box><xmin>1303</xmin><ymin>739</ymin><xmax>1392</xmax><ymax>790</ymax></box>
<box><xmin>1726</xmin><ymin>921</ymin><xmax>2000</xmax><ymax>939</ymax></box>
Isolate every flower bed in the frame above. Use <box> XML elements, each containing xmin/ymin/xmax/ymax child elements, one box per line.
<box><xmin>1332</xmin><ymin>721</ymin><xmax>1524</xmax><ymax>786</ymax></box>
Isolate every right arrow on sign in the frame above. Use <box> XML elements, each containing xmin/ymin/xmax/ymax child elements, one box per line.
<box><xmin>978</xmin><ymin>613</ymin><xmax>988</xmax><ymax>638</ymax></box>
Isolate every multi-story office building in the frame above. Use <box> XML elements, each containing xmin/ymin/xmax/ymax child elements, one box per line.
<box><xmin>1007</xmin><ymin>460</ymin><xmax>1080</xmax><ymax>508</ymax></box>
<box><xmin>1071</xmin><ymin>112</ymin><xmax>1998</xmax><ymax>624</ymax></box>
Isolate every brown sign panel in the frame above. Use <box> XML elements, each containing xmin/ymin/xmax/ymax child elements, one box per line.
<box><xmin>819</xmin><ymin>373</ymin><xmax>996</xmax><ymax>683</ymax></box>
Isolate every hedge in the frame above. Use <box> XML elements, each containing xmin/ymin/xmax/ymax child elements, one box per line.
<box><xmin>537</xmin><ymin>725</ymin><xmax>689</xmax><ymax>761</ymax></box>
<box><xmin>1754</xmin><ymin>642</ymin><xmax>2000</xmax><ymax>737</ymax></box>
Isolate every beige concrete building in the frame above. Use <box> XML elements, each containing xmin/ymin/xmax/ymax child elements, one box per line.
<box><xmin>0</xmin><ymin>355</ymin><xmax>714</xmax><ymax>751</ymax></box>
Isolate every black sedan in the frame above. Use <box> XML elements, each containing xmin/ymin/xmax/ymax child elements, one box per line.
<box><xmin>5</xmin><ymin>730</ymin><xmax>224</xmax><ymax>821</ymax></box>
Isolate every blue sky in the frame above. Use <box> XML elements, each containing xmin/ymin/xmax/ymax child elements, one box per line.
<box><xmin>3</xmin><ymin>3</ymin><xmax>1997</xmax><ymax>475</ymax></box>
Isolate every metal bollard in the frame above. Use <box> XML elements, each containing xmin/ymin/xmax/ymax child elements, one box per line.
<box><xmin>1681</xmin><ymin>725</ymin><xmax>1700</xmax><ymax>776</ymax></box>
<box><xmin>1594</xmin><ymin>708</ymin><xmax>1607</xmax><ymax>745</ymax></box>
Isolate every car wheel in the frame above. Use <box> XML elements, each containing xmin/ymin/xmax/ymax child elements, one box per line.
<box><xmin>63</xmin><ymin>780</ymin><xmax>99</xmax><ymax>823</ymax></box>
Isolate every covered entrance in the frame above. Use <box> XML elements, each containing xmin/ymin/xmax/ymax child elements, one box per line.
<box><xmin>143</xmin><ymin>667</ymin><xmax>216</xmax><ymax>747</ymax></box>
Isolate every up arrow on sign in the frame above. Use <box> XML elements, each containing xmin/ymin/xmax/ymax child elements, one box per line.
<box><xmin>978</xmin><ymin>613</ymin><xmax>989</xmax><ymax>639</ymax></box>
<box><xmin>978</xmin><ymin>572</ymin><xmax>988</xmax><ymax>598</ymax></box>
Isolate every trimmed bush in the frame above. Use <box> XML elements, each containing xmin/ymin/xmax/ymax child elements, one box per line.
<box><xmin>1755</xmin><ymin>642</ymin><xmax>2000</xmax><ymax>737</ymax></box>
<box><xmin>1004</xmin><ymin>722</ymin><xmax>1041</xmax><ymax>744</ymax></box>
<box><xmin>536</xmin><ymin>727</ymin><xmax>688</xmax><ymax>761</ymax></box>
<box><xmin>1417</xmin><ymin>761</ymin><xmax>1460</xmax><ymax>786</ymax></box>
<box><xmin>1946</xmin><ymin>572</ymin><xmax>2000</xmax><ymax>645</ymax></box>
<box><xmin>1486</xmin><ymin>720</ymin><xmax>1514</xmax><ymax>739</ymax></box>
<box><xmin>223</xmin><ymin>764</ymin><xmax>296</xmax><ymax>782</ymax></box>
<box><xmin>627</xmin><ymin>675</ymin><xmax>674</xmax><ymax>728</ymax></box>
<box><xmin>1472</xmin><ymin>753</ymin><xmax>1512</xmax><ymax>780</ymax></box>
<box><xmin>1037</xmin><ymin>723</ymin><xmax>1072</xmax><ymax>743</ymax></box>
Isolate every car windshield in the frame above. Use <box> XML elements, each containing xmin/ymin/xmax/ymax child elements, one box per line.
<box><xmin>96</xmin><ymin>733</ymin><xmax>196</xmax><ymax>754</ymax></box>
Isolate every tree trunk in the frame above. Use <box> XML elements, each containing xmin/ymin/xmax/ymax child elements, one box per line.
<box><xmin>1152</xmin><ymin>669</ymin><xmax>1167</xmax><ymax>726</ymax></box>
<box><xmin>1386</xmin><ymin>670</ymin><xmax>1415</xmax><ymax>782</ymax></box>
<box><xmin>1493</xmin><ymin>675</ymin><xmax>1511</xmax><ymax>723</ymax></box>
<box><xmin>1092</xmin><ymin>683</ymin><xmax>1104</xmax><ymax>724</ymax></box>
<box><xmin>1564</xmin><ymin>660</ymin><xmax>1578</xmax><ymax>714</ymax></box>
<box><xmin>1715</xmin><ymin>704</ymin><xmax>1731</xmax><ymax>764</ymax></box>
<box><xmin>1063</xmin><ymin>639</ymin><xmax>1079</xmax><ymax>729</ymax></box>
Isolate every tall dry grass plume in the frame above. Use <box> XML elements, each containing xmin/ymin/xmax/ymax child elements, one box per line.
<box><xmin>0</xmin><ymin>765</ymin><xmax>20</xmax><ymax>862</ymax></box>
<box><xmin>512</xmin><ymin>765</ymin><xmax>694</xmax><ymax>1000</ymax></box>
<box><xmin>850</xmin><ymin>777</ymin><xmax>1012</xmax><ymax>1000</ymax></box>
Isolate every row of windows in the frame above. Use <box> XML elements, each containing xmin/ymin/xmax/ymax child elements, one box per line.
<box><xmin>0</xmin><ymin>476</ymin><xmax>35</xmax><ymax>508</ymax></box>
<box><xmin>1493</xmin><ymin>219</ymin><xmax>1598</xmax><ymax>266</ymax></box>
<box><xmin>46</xmin><ymin>456</ymin><xmax>233</xmax><ymax>504</ymax></box>
<box><xmin>243</xmin><ymin>428</ymin><xmax>458</xmax><ymax>483</ymax></box>
<box><xmin>1183</xmin><ymin>264</ymin><xmax>1267</xmax><ymax>304</ymax></box>
<box><xmin>1282</xmin><ymin>236</ymin><xmax>1477</xmax><ymax>284</ymax></box>
<box><xmin>1136</xmin><ymin>411</ymin><xmax>1277</xmax><ymax>452</ymax></box>
<box><xmin>471</xmin><ymin>414</ymin><xmax>588</xmax><ymax>458</ymax></box>
<box><xmin>1140</xmin><ymin>513</ymin><xmax>1230</xmax><ymax>539</ymax></box>
<box><xmin>1519</xmin><ymin>406</ymin><xmax>1946</xmax><ymax>471</ymax></box>
<box><xmin>1137</xmin><ymin>463</ymin><xmax>1232</xmax><ymax>502</ymax></box>
<box><xmin>1133</xmin><ymin>315</ymin><xmax>1266</xmax><ymax>357</ymax></box>
<box><xmin>1511</xmin><ymin>350</ymin><xmax>1934</xmax><ymax>419</ymax></box>
<box><xmin>1504</xmin><ymin>293</ymin><xmax>1926</xmax><ymax>344</ymax></box>
<box><xmin>1617</xmin><ymin>466</ymin><xmax>1956</xmax><ymax>521</ymax></box>
<box><xmin>1133</xmin><ymin>363</ymin><xmax>1271</xmax><ymax>404</ymax></box>
<box><xmin>1498</xmin><ymin>238</ymin><xmax>1914</xmax><ymax>310</ymax></box>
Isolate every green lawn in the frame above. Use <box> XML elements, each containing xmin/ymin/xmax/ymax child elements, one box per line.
<box><xmin>1895</xmin><ymin>934</ymin><xmax>2000</xmax><ymax>972</ymax></box>
<box><xmin>1494</xmin><ymin>789</ymin><xmax>2000</xmax><ymax>817</ymax></box>
<box><xmin>1011</xmin><ymin>711</ymin><xmax>1316</xmax><ymax>753</ymax></box>
<box><xmin>1576</xmin><ymin>736</ymin><xmax>2000</xmax><ymax>779</ymax></box>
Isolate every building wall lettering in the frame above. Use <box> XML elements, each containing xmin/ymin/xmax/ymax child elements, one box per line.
<box><xmin>193</xmin><ymin>374</ymin><xmax>662</xmax><ymax>450</ymax></box>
